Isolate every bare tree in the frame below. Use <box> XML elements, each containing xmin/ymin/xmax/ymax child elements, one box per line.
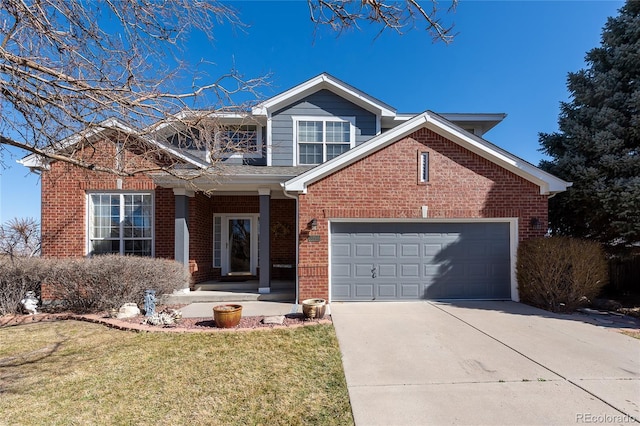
<box><xmin>0</xmin><ymin>217</ymin><xmax>41</xmax><ymax>260</ymax></box>
<box><xmin>0</xmin><ymin>0</ymin><xmax>456</xmax><ymax>178</ymax></box>
<box><xmin>309</xmin><ymin>0</ymin><xmax>457</xmax><ymax>43</ymax></box>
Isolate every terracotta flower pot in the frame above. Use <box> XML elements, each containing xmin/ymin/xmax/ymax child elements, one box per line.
<box><xmin>302</xmin><ymin>298</ymin><xmax>326</xmax><ymax>319</ymax></box>
<box><xmin>213</xmin><ymin>304</ymin><xmax>243</xmax><ymax>328</ymax></box>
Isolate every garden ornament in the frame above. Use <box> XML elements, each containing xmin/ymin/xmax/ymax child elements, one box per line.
<box><xmin>21</xmin><ymin>291</ymin><xmax>39</xmax><ymax>315</ymax></box>
<box><xmin>144</xmin><ymin>289</ymin><xmax>156</xmax><ymax>317</ymax></box>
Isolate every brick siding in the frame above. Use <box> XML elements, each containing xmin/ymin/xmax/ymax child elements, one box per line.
<box><xmin>297</xmin><ymin>128</ymin><xmax>548</xmax><ymax>302</ymax></box>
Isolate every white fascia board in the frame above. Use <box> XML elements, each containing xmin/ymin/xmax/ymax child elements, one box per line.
<box><xmin>18</xmin><ymin>117</ymin><xmax>138</xmax><ymax>170</ymax></box>
<box><xmin>144</xmin><ymin>138</ymin><xmax>208</xmax><ymax>169</ymax></box>
<box><xmin>252</xmin><ymin>73</ymin><xmax>396</xmax><ymax>117</ymax></box>
<box><xmin>285</xmin><ymin>111</ymin><xmax>571</xmax><ymax>195</ymax></box>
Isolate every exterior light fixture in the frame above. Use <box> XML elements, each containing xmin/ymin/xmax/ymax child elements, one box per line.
<box><xmin>529</xmin><ymin>217</ymin><xmax>543</xmax><ymax>230</ymax></box>
<box><xmin>308</xmin><ymin>218</ymin><xmax>317</xmax><ymax>231</ymax></box>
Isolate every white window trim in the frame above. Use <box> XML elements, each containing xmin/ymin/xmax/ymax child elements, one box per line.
<box><xmin>292</xmin><ymin>116</ymin><xmax>356</xmax><ymax>166</ymax></box>
<box><xmin>208</xmin><ymin>125</ymin><xmax>263</xmax><ymax>162</ymax></box>
<box><xmin>86</xmin><ymin>191</ymin><xmax>155</xmax><ymax>257</ymax></box>
<box><xmin>213</xmin><ymin>213</ymin><xmax>260</xmax><ymax>275</ymax></box>
<box><xmin>419</xmin><ymin>152</ymin><xmax>429</xmax><ymax>183</ymax></box>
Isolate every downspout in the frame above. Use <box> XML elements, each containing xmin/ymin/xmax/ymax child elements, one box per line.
<box><xmin>281</xmin><ymin>182</ymin><xmax>300</xmax><ymax>310</ymax></box>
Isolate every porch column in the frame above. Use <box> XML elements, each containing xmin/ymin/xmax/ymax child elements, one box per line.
<box><xmin>258</xmin><ymin>188</ymin><xmax>271</xmax><ymax>294</ymax></box>
<box><xmin>173</xmin><ymin>188</ymin><xmax>194</xmax><ymax>293</ymax></box>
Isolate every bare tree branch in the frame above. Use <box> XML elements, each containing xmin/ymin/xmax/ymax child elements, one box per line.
<box><xmin>308</xmin><ymin>0</ymin><xmax>457</xmax><ymax>44</ymax></box>
<box><xmin>0</xmin><ymin>0</ymin><xmax>457</xmax><ymax>181</ymax></box>
<box><xmin>0</xmin><ymin>217</ymin><xmax>41</xmax><ymax>260</ymax></box>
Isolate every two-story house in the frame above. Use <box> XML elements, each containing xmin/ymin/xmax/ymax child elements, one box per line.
<box><xmin>20</xmin><ymin>73</ymin><xmax>570</xmax><ymax>303</ymax></box>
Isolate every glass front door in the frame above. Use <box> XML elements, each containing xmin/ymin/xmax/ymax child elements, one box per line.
<box><xmin>228</xmin><ymin>218</ymin><xmax>251</xmax><ymax>274</ymax></box>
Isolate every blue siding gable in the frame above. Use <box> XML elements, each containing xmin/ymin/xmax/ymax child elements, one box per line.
<box><xmin>271</xmin><ymin>89</ymin><xmax>377</xmax><ymax>166</ymax></box>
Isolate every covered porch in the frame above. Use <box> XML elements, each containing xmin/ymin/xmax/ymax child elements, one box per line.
<box><xmin>152</xmin><ymin>165</ymin><xmax>306</xmax><ymax>297</ymax></box>
<box><xmin>162</xmin><ymin>279</ymin><xmax>295</xmax><ymax>304</ymax></box>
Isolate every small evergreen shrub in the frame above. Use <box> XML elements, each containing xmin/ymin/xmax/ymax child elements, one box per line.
<box><xmin>0</xmin><ymin>257</ymin><xmax>47</xmax><ymax>315</ymax></box>
<box><xmin>46</xmin><ymin>255</ymin><xmax>191</xmax><ymax>313</ymax></box>
<box><xmin>517</xmin><ymin>237</ymin><xmax>608</xmax><ymax>312</ymax></box>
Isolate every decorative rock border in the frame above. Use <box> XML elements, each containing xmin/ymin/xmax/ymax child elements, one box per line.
<box><xmin>0</xmin><ymin>312</ymin><xmax>332</xmax><ymax>333</ymax></box>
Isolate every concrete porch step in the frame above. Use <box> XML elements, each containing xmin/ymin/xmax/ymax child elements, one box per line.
<box><xmin>194</xmin><ymin>282</ymin><xmax>259</xmax><ymax>291</ymax></box>
<box><xmin>161</xmin><ymin>290</ymin><xmax>295</xmax><ymax>305</ymax></box>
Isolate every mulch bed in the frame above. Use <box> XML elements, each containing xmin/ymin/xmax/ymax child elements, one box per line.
<box><xmin>0</xmin><ymin>311</ymin><xmax>331</xmax><ymax>333</ymax></box>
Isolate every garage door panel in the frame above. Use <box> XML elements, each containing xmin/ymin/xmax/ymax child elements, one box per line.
<box><xmin>355</xmin><ymin>244</ymin><xmax>374</xmax><ymax>257</ymax></box>
<box><xmin>401</xmin><ymin>244</ymin><xmax>420</xmax><ymax>256</ymax></box>
<box><xmin>378</xmin><ymin>244</ymin><xmax>397</xmax><ymax>257</ymax></box>
<box><xmin>355</xmin><ymin>263</ymin><xmax>375</xmax><ymax>277</ymax></box>
<box><xmin>331</xmin><ymin>222</ymin><xmax>511</xmax><ymax>301</ymax></box>
<box><xmin>400</xmin><ymin>284</ymin><xmax>420</xmax><ymax>298</ymax></box>
<box><xmin>400</xmin><ymin>263</ymin><xmax>420</xmax><ymax>277</ymax></box>
<box><xmin>333</xmin><ymin>243</ymin><xmax>351</xmax><ymax>257</ymax></box>
<box><xmin>377</xmin><ymin>264</ymin><xmax>397</xmax><ymax>277</ymax></box>
<box><xmin>468</xmin><ymin>263</ymin><xmax>489</xmax><ymax>277</ymax></box>
<box><xmin>376</xmin><ymin>283</ymin><xmax>398</xmax><ymax>298</ymax></box>
<box><xmin>423</xmin><ymin>244</ymin><xmax>442</xmax><ymax>256</ymax></box>
<box><xmin>332</xmin><ymin>263</ymin><xmax>351</xmax><ymax>278</ymax></box>
<box><xmin>332</xmin><ymin>284</ymin><xmax>351</xmax><ymax>299</ymax></box>
<box><xmin>355</xmin><ymin>284</ymin><xmax>374</xmax><ymax>298</ymax></box>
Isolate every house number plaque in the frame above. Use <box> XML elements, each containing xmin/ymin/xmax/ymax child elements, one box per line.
<box><xmin>307</xmin><ymin>235</ymin><xmax>321</xmax><ymax>242</ymax></box>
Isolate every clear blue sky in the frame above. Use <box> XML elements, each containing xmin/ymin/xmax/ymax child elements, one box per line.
<box><xmin>0</xmin><ymin>0</ymin><xmax>624</xmax><ymax>224</ymax></box>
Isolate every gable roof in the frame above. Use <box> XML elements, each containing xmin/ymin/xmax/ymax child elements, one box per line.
<box><xmin>19</xmin><ymin>117</ymin><xmax>208</xmax><ymax>171</ymax></box>
<box><xmin>283</xmin><ymin>111</ymin><xmax>571</xmax><ymax>196</ymax></box>
<box><xmin>252</xmin><ymin>73</ymin><xmax>396</xmax><ymax>117</ymax></box>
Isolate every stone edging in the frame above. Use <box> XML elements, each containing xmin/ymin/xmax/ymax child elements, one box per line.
<box><xmin>0</xmin><ymin>312</ymin><xmax>332</xmax><ymax>333</ymax></box>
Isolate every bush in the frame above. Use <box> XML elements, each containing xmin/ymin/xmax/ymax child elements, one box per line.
<box><xmin>517</xmin><ymin>237</ymin><xmax>608</xmax><ymax>312</ymax></box>
<box><xmin>0</xmin><ymin>257</ymin><xmax>47</xmax><ymax>315</ymax></box>
<box><xmin>46</xmin><ymin>255</ymin><xmax>191</xmax><ymax>313</ymax></box>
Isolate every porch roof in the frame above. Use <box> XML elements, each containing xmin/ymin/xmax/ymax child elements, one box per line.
<box><xmin>151</xmin><ymin>165</ymin><xmax>314</xmax><ymax>194</ymax></box>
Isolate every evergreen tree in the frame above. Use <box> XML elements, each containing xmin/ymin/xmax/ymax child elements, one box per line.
<box><xmin>539</xmin><ymin>0</ymin><xmax>640</xmax><ymax>248</ymax></box>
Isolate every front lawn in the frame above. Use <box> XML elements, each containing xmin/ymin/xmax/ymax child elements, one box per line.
<box><xmin>0</xmin><ymin>321</ymin><xmax>353</xmax><ymax>425</ymax></box>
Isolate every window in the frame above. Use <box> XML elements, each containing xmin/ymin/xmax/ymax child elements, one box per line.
<box><xmin>88</xmin><ymin>193</ymin><xmax>153</xmax><ymax>256</ymax></box>
<box><xmin>216</xmin><ymin>125</ymin><xmax>259</xmax><ymax>154</ymax></box>
<box><xmin>419</xmin><ymin>152</ymin><xmax>429</xmax><ymax>183</ymax></box>
<box><xmin>295</xmin><ymin>117</ymin><xmax>354</xmax><ymax>165</ymax></box>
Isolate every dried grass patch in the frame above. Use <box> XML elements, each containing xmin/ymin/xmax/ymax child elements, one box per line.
<box><xmin>0</xmin><ymin>321</ymin><xmax>353</xmax><ymax>425</ymax></box>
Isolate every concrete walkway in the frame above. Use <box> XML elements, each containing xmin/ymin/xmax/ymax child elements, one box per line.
<box><xmin>331</xmin><ymin>301</ymin><xmax>640</xmax><ymax>425</ymax></box>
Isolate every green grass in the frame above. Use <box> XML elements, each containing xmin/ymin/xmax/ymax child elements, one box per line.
<box><xmin>0</xmin><ymin>321</ymin><xmax>353</xmax><ymax>426</ymax></box>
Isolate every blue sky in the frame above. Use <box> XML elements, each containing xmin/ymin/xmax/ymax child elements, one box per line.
<box><xmin>0</xmin><ymin>0</ymin><xmax>624</xmax><ymax>224</ymax></box>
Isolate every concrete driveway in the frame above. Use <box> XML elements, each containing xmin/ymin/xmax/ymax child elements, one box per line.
<box><xmin>330</xmin><ymin>301</ymin><xmax>640</xmax><ymax>425</ymax></box>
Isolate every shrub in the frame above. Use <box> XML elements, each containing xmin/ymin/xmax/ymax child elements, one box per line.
<box><xmin>46</xmin><ymin>255</ymin><xmax>191</xmax><ymax>313</ymax></box>
<box><xmin>0</xmin><ymin>257</ymin><xmax>47</xmax><ymax>315</ymax></box>
<box><xmin>517</xmin><ymin>237</ymin><xmax>608</xmax><ymax>312</ymax></box>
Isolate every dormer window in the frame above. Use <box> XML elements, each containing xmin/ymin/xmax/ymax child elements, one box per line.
<box><xmin>294</xmin><ymin>116</ymin><xmax>355</xmax><ymax>165</ymax></box>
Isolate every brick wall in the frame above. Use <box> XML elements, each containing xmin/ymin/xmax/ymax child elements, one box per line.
<box><xmin>189</xmin><ymin>193</ymin><xmax>214</xmax><ymax>284</ymax></box>
<box><xmin>270</xmin><ymin>198</ymin><xmax>296</xmax><ymax>279</ymax></box>
<box><xmin>297</xmin><ymin>128</ymin><xmax>548</xmax><ymax>302</ymax></box>
<box><xmin>41</xmin><ymin>140</ymin><xmax>162</xmax><ymax>258</ymax></box>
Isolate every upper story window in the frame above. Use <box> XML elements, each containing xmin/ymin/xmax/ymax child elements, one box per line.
<box><xmin>294</xmin><ymin>116</ymin><xmax>355</xmax><ymax>165</ymax></box>
<box><xmin>216</xmin><ymin>125</ymin><xmax>260</xmax><ymax>156</ymax></box>
<box><xmin>88</xmin><ymin>193</ymin><xmax>153</xmax><ymax>257</ymax></box>
<box><xmin>167</xmin><ymin>124</ymin><xmax>262</xmax><ymax>160</ymax></box>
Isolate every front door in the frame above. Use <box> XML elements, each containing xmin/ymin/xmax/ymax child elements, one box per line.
<box><xmin>228</xmin><ymin>218</ymin><xmax>252</xmax><ymax>274</ymax></box>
